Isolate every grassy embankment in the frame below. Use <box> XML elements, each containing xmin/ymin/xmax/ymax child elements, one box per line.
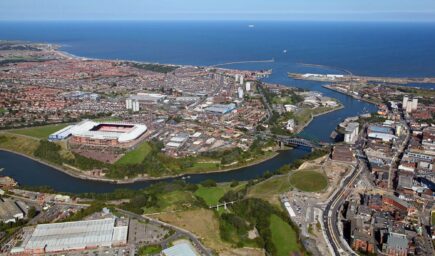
<box><xmin>8</xmin><ymin>123</ymin><xmax>69</xmax><ymax>139</ymax></box>
<box><xmin>269</xmin><ymin>214</ymin><xmax>301</xmax><ymax>256</ymax></box>
<box><xmin>116</xmin><ymin>142</ymin><xmax>152</xmax><ymax>165</ymax></box>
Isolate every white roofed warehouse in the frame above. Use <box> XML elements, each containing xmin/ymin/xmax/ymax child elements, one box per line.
<box><xmin>23</xmin><ymin>218</ymin><xmax>128</xmax><ymax>254</ymax></box>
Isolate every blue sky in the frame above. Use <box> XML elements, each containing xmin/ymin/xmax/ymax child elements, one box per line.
<box><xmin>1</xmin><ymin>0</ymin><xmax>435</xmax><ymax>21</ymax></box>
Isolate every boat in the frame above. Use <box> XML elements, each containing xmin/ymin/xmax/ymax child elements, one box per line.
<box><xmin>248</xmin><ymin>25</ymin><xmax>255</xmax><ymax>28</ymax></box>
<box><xmin>283</xmin><ymin>49</ymin><xmax>287</xmax><ymax>53</ymax></box>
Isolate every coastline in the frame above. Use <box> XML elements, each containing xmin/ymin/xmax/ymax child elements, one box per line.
<box><xmin>0</xmin><ymin>41</ymin><xmax>340</xmax><ymax>185</ymax></box>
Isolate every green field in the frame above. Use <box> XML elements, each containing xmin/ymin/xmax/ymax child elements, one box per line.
<box><xmin>0</xmin><ymin>133</ymin><xmax>40</xmax><ymax>156</ymax></box>
<box><xmin>432</xmin><ymin>212</ymin><xmax>435</xmax><ymax>226</ymax></box>
<box><xmin>116</xmin><ymin>142</ymin><xmax>152</xmax><ymax>165</ymax></box>
<box><xmin>10</xmin><ymin>123</ymin><xmax>69</xmax><ymax>139</ymax></box>
<box><xmin>186</xmin><ymin>162</ymin><xmax>220</xmax><ymax>173</ymax></box>
<box><xmin>289</xmin><ymin>170</ymin><xmax>328</xmax><ymax>192</ymax></box>
<box><xmin>138</xmin><ymin>245</ymin><xmax>162</xmax><ymax>255</ymax></box>
<box><xmin>143</xmin><ymin>190</ymin><xmax>199</xmax><ymax>214</ymax></box>
<box><xmin>194</xmin><ymin>185</ymin><xmax>227</xmax><ymax>206</ymax></box>
<box><xmin>248</xmin><ymin>175</ymin><xmax>290</xmax><ymax>198</ymax></box>
<box><xmin>269</xmin><ymin>214</ymin><xmax>301</xmax><ymax>256</ymax></box>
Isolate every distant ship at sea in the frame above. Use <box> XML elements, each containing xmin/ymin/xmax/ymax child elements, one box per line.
<box><xmin>283</xmin><ymin>49</ymin><xmax>287</xmax><ymax>54</ymax></box>
<box><xmin>248</xmin><ymin>25</ymin><xmax>255</xmax><ymax>28</ymax></box>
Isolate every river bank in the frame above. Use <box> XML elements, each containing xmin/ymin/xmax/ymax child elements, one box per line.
<box><xmin>0</xmin><ymin>145</ymin><xmax>281</xmax><ymax>184</ymax></box>
<box><xmin>322</xmin><ymin>85</ymin><xmax>380</xmax><ymax>106</ymax></box>
<box><xmin>295</xmin><ymin>104</ymin><xmax>345</xmax><ymax>134</ymax></box>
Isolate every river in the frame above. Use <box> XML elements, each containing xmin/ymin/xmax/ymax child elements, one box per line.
<box><xmin>3</xmin><ymin>21</ymin><xmax>435</xmax><ymax>193</ymax></box>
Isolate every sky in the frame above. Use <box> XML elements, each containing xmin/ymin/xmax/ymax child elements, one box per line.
<box><xmin>1</xmin><ymin>0</ymin><xmax>435</xmax><ymax>22</ymax></box>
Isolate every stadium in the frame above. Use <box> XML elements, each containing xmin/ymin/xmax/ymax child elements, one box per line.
<box><xmin>49</xmin><ymin>120</ymin><xmax>147</xmax><ymax>147</ymax></box>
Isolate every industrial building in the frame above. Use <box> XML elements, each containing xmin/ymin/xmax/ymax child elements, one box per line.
<box><xmin>128</xmin><ymin>93</ymin><xmax>167</xmax><ymax>105</ymax></box>
<box><xmin>48</xmin><ymin>125</ymin><xmax>75</xmax><ymax>141</ymax></box>
<box><xmin>344</xmin><ymin>122</ymin><xmax>359</xmax><ymax>144</ymax></box>
<box><xmin>162</xmin><ymin>241</ymin><xmax>199</xmax><ymax>256</ymax></box>
<box><xmin>0</xmin><ymin>198</ymin><xmax>25</xmax><ymax>223</ymax></box>
<box><xmin>205</xmin><ymin>103</ymin><xmax>236</xmax><ymax>115</ymax></box>
<box><xmin>23</xmin><ymin>218</ymin><xmax>128</xmax><ymax>254</ymax></box>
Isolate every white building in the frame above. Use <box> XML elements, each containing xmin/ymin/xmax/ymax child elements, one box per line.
<box><xmin>125</xmin><ymin>98</ymin><xmax>133</xmax><ymax>110</ymax></box>
<box><xmin>235</xmin><ymin>74</ymin><xmax>240</xmax><ymax>83</ymax></box>
<box><xmin>402</xmin><ymin>96</ymin><xmax>409</xmax><ymax>109</ymax></box>
<box><xmin>245</xmin><ymin>82</ymin><xmax>251</xmax><ymax>91</ymax></box>
<box><xmin>23</xmin><ymin>218</ymin><xmax>128</xmax><ymax>254</ymax></box>
<box><xmin>402</xmin><ymin>96</ymin><xmax>418</xmax><ymax>113</ymax></box>
<box><xmin>344</xmin><ymin>122</ymin><xmax>359</xmax><ymax>144</ymax></box>
<box><xmin>162</xmin><ymin>241</ymin><xmax>199</xmax><ymax>256</ymax></box>
<box><xmin>132</xmin><ymin>100</ymin><xmax>140</xmax><ymax>112</ymax></box>
<box><xmin>239</xmin><ymin>75</ymin><xmax>244</xmax><ymax>85</ymax></box>
<box><xmin>237</xmin><ymin>87</ymin><xmax>244</xmax><ymax>99</ymax></box>
<box><xmin>411</xmin><ymin>98</ymin><xmax>418</xmax><ymax>111</ymax></box>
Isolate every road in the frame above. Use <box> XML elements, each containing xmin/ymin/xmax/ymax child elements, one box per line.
<box><xmin>387</xmin><ymin>119</ymin><xmax>411</xmax><ymax>190</ymax></box>
<box><xmin>323</xmin><ymin>162</ymin><xmax>364</xmax><ymax>256</ymax></box>
<box><xmin>322</xmin><ymin>131</ymin><xmax>369</xmax><ymax>256</ymax></box>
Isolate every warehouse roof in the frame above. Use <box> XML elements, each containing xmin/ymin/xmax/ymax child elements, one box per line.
<box><xmin>162</xmin><ymin>241</ymin><xmax>199</xmax><ymax>256</ymax></box>
<box><xmin>24</xmin><ymin>218</ymin><xmax>127</xmax><ymax>253</ymax></box>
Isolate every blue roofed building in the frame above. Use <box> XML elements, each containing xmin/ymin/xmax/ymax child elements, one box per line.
<box><xmin>161</xmin><ymin>241</ymin><xmax>199</xmax><ymax>256</ymax></box>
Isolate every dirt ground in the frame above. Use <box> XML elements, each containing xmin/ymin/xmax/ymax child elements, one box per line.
<box><xmin>156</xmin><ymin>208</ymin><xmax>263</xmax><ymax>255</ymax></box>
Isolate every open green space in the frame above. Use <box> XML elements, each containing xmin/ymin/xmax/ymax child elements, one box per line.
<box><xmin>248</xmin><ymin>175</ymin><xmax>289</xmax><ymax>199</ymax></box>
<box><xmin>138</xmin><ymin>245</ymin><xmax>162</xmax><ymax>255</ymax></box>
<box><xmin>269</xmin><ymin>214</ymin><xmax>301</xmax><ymax>256</ymax></box>
<box><xmin>289</xmin><ymin>170</ymin><xmax>328</xmax><ymax>192</ymax></box>
<box><xmin>195</xmin><ymin>185</ymin><xmax>228</xmax><ymax>206</ymax></box>
<box><xmin>186</xmin><ymin>161</ymin><xmax>220</xmax><ymax>173</ymax></box>
<box><xmin>9</xmin><ymin>123</ymin><xmax>69</xmax><ymax>139</ymax></box>
<box><xmin>0</xmin><ymin>133</ymin><xmax>40</xmax><ymax>156</ymax></box>
<box><xmin>116</xmin><ymin>142</ymin><xmax>152</xmax><ymax>165</ymax></box>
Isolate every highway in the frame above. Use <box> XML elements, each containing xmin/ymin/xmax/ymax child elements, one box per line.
<box><xmin>322</xmin><ymin>133</ymin><xmax>368</xmax><ymax>256</ymax></box>
<box><xmin>323</xmin><ymin>162</ymin><xmax>364</xmax><ymax>256</ymax></box>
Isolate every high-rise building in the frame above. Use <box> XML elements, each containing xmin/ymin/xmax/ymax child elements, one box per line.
<box><xmin>246</xmin><ymin>82</ymin><xmax>251</xmax><ymax>91</ymax></box>
<box><xmin>132</xmin><ymin>100</ymin><xmax>140</xmax><ymax>112</ymax></box>
<box><xmin>237</xmin><ymin>87</ymin><xmax>244</xmax><ymax>99</ymax></box>
<box><xmin>240</xmin><ymin>75</ymin><xmax>244</xmax><ymax>85</ymax></box>
<box><xmin>235</xmin><ymin>74</ymin><xmax>240</xmax><ymax>83</ymax></box>
<box><xmin>411</xmin><ymin>98</ymin><xmax>418</xmax><ymax>111</ymax></box>
<box><xmin>402</xmin><ymin>96</ymin><xmax>409</xmax><ymax>109</ymax></box>
<box><xmin>125</xmin><ymin>98</ymin><xmax>133</xmax><ymax>110</ymax></box>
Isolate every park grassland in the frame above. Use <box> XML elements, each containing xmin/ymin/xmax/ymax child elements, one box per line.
<box><xmin>9</xmin><ymin>123</ymin><xmax>69</xmax><ymax>139</ymax></box>
<box><xmin>0</xmin><ymin>133</ymin><xmax>40</xmax><ymax>156</ymax></box>
<box><xmin>194</xmin><ymin>185</ymin><xmax>229</xmax><ymax>206</ymax></box>
<box><xmin>247</xmin><ymin>175</ymin><xmax>290</xmax><ymax>206</ymax></box>
<box><xmin>269</xmin><ymin>214</ymin><xmax>302</xmax><ymax>256</ymax></box>
<box><xmin>289</xmin><ymin>169</ymin><xmax>328</xmax><ymax>192</ymax></box>
<box><xmin>116</xmin><ymin>141</ymin><xmax>152</xmax><ymax>165</ymax></box>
